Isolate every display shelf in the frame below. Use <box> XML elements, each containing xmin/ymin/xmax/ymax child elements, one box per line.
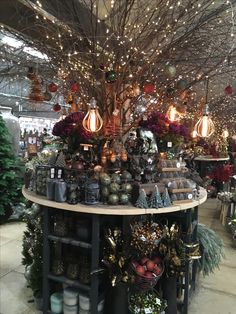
<box><xmin>48</xmin><ymin>273</ymin><xmax>90</xmax><ymax>291</ymax></box>
<box><xmin>161</xmin><ymin>167</ymin><xmax>182</xmax><ymax>172</ymax></box>
<box><xmin>22</xmin><ymin>186</ymin><xmax>207</xmax><ymax>215</ymax></box>
<box><xmin>23</xmin><ymin>187</ymin><xmax>207</xmax><ymax>314</ymax></box>
<box><xmin>48</xmin><ymin>234</ymin><xmax>92</xmax><ymax>249</ymax></box>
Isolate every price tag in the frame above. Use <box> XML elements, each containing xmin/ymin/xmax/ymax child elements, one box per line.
<box><xmin>176</xmin><ymin>162</ymin><xmax>181</xmax><ymax>168</ymax></box>
<box><xmin>167</xmin><ymin>141</ymin><xmax>172</xmax><ymax>148</ymax></box>
<box><xmin>156</xmin><ymin>298</ymin><xmax>161</xmax><ymax>305</ymax></box>
<box><xmin>83</xmin><ymin>145</ymin><xmax>89</xmax><ymax>151</ymax></box>
<box><xmin>144</xmin><ymin>308</ymin><xmax>152</xmax><ymax>313</ymax></box>
<box><xmin>188</xmin><ymin>193</ymin><xmax>193</xmax><ymax>200</ymax></box>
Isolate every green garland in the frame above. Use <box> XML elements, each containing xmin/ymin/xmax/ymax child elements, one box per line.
<box><xmin>197</xmin><ymin>224</ymin><xmax>224</xmax><ymax>277</ymax></box>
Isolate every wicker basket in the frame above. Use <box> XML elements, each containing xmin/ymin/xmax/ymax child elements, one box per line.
<box><xmin>131</xmin><ymin>262</ymin><xmax>164</xmax><ymax>291</ymax></box>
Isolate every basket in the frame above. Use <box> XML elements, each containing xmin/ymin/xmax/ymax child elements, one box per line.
<box><xmin>131</xmin><ymin>261</ymin><xmax>164</xmax><ymax>291</ymax></box>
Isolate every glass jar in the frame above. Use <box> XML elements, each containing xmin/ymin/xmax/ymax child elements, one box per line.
<box><xmin>67</xmin><ymin>180</ymin><xmax>79</xmax><ymax>204</ymax></box>
<box><xmin>35</xmin><ymin>165</ymin><xmax>50</xmax><ymax>196</ymax></box>
<box><xmin>84</xmin><ymin>179</ymin><xmax>100</xmax><ymax>205</ymax></box>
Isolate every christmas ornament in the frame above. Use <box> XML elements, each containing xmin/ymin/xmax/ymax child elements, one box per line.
<box><xmin>164</xmin><ymin>64</ymin><xmax>176</xmax><ymax>77</ymax></box>
<box><xmin>108</xmin><ymin>194</ymin><xmax>119</xmax><ymax>205</ymax></box>
<box><xmin>120</xmin><ymin>150</ymin><xmax>128</xmax><ymax>162</ymax></box>
<box><xmin>162</xmin><ymin>188</ymin><xmax>172</xmax><ymax>207</ymax></box>
<box><xmin>71</xmin><ymin>82</ymin><xmax>80</xmax><ymax>93</ymax></box>
<box><xmin>82</xmin><ymin>97</ymin><xmax>103</xmax><ymax>132</ymax></box>
<box><xmin>143</xmin><ymin>82</ymin><xmax>155</xmax><ymax>94</ymax></box>
<box><xmin>135</xmin><ymin>189</ymin><xmax>149</xmax><ymax>209</ymax></box>
<box><xmin>29</xmin><ymin>76</ymin><xmax>44</xmax><ymax>102</ymax></box>
<box><xmin>224</xmin><ymin>85</ymin><xmax>233</xmax><ymax>95</ymax></box>
<box><xmin>26</xmin><ymin>66</ymin><xmax>35</xmax><ymax>80</ymax></box>
<box><xmin>119</xmin><ymin>193</ymin><xmax>129</xmax><ymax>204</ymax></box>
<box><xmin>111</xmin><ymin>173</ymin><xmax>121</xmax><ymax>184</ymax></box>
<box><xmin>121</xmin><ymin>171</ymin><xmax>132</xmax><ymax>181</ymax></box>
<box><xmin>109</xmin><ymin>182</ymin><xmax>120</xmax><ymax>193</ymax></box>
<box><xmin>110</xmin><ymin>153</ymin><xmax>117</xmax><ymax>163</ymax></box>
<box><xmin>100</xmin><ymin>173</ymin><xmax>111</xmax><ymax>186</ymax></box>
<box><xmin>105</xmin><ymin>70</ymin><xmax>118</xmax><ymax>83</ymax></box>
<box><xmin>148</xmin><ymin>185</ymin><xmax>163</xmax><ymax>208</ymax></box>
<box><xmin>176</xmin><ymin>79</ymin><xmax>187</xmax><ymax>90</ymax></box>
<box><xmin>53</xmin><ymin>103</ymin><xmax>61</xmax><ymax>112</ymax></box>
<box><xmin>101</xmin><ymin>186</ymin><xmax>110</xmax><ymax>197</ymax></box>
<box><xmin>121</xmin><ymin>182</ymin><xmax>132</xmax><ymax>193</ymax></box>
<box><xmin>222</xmin><ymin>128</ymin><xmax>229</xmax><ymax>138</ymax></box>
<box><xmin>48</xmin><ymin>82</ymin><xmax>58</xmax><ymax>93</ymax></box>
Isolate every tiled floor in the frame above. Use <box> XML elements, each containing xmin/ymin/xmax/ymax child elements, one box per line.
<box><xmin>0</xmin><ymin>199</ymin><xmax>236</xmax><ymax>314</ymax></box>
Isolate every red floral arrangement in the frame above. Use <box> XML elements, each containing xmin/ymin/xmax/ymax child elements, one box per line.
<box><xmin>210</xmin><ymin>164</ymin><xmax>233</xmax><ymax>183</ymax></box>
<box><xmin>52</xmin><ymin>112</ymin><xmax>92</xmax><ymax>150</ymax></box>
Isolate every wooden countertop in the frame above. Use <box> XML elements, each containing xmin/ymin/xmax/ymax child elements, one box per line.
<box><xmin>194</xmin><ymin>156</ymin><xmax>229</xmax><ymax>161</ymax></box>
<box><xmin>22</xmin><ymin>187</ymin><xmax>207</xmax><ymax>216</ymax></box>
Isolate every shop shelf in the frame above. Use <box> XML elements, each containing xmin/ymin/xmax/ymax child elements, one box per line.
<box><xmin>48</xmin><ymin>234</ymin><xmax>92</xmax><ymax>249</ymax></box>
<box><xmin>48</xmin><ymin>273</ymin><xmax>91</xmax><ymax>291</ymax></box>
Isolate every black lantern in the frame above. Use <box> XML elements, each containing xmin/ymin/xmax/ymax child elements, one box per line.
<box><xmin>84</xmin><ymin>179</ymin><xmax>100</xmax><ymax>205</ymax></box>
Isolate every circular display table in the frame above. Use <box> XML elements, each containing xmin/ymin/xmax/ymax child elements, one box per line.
<box><xmin>23</xmin><ymin>187</ymin><xmax>207</xmax><ymax>314</ymax></box>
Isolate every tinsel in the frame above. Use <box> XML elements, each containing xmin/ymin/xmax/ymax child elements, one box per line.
<box><xmin>197</xmin><ymin>223</ymin><xmax>224</xmax><ymax>277</ymax></box>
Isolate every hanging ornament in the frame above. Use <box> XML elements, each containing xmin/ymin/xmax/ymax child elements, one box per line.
<box><xmin>164</xmin><ymin>64</ymin><xmax>176</xmax><ymax>78</ymax></box>
<box><xmin>105</xmin><ymin>70</ymin><xmax>118</xmax><ymax>83</ymax></box>
<box><xmin>27</xmin><ymin>67</ymin><xmax>35</xmax><ymax>80</ymax></box>
<box><xmin>43</xmin><ymin>88</ymin><xmax>52</xmax><ymax>101</ymax></box>
<box><xmin>166</xmin><ymin>105</ymin><xmax>181</xmax><ymax>122</ymax></box>
<box><xmin>82</xmin><ymin>98</ymin><xmax>103</xmax><ymax>132</ymax></box>
<box><xmin>143</xmin><ymin>82</ymin><xmax>155</xmax><ymax>94</ymax></box>
<box><xmin>222</xmin><ymin>128</ymin><xmax>229</xmax><ymax>139</ymax></box>
<box><xmin>29</xmin><ymin>76</ymin><xmax>44</xmax><ymax>102</ymax></box>
<box><xmin>53</xmin><ymin>103</ymin><xmax>61</xmax><ymax>112</ymax></box>
<box><xmin>176</xmin><ymin>79</ymin><xmax>187</xmax><ymax>90</ymax></box>
<box><xmin>120</xmin><ymin>149</ymin><xmax>128</xmax><ymax>162</ymax></box>
<box><xmin>71</xmin><ymin>82</ymin><xmax>80</xmax><ymax>93</ymax></box>
<box><xmin>48</xmin><ymin>82</ymin><xmax>58</xmax><ymax>93</ymax></box>
<box><xmin>194</xmin><ymin>105</ymin><xmax>215</xmax><ymax>138</ymax></box>
<box><xmin>224</xmin><ymin>85</ymin><xmax>233</xmax><ymax>95</ymax></box>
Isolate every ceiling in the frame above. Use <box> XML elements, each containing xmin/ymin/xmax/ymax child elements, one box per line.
<box><xmin>0</xmin><ymin>0</ymin><xmax>236</xmax><ymax>129</ymax></box>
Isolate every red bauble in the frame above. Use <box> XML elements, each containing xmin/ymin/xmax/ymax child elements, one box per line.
<box><xmin>71</xmin><ymin>82</ymin><xmax>80</xmax><ymax>93</ymax></box>
<box><xmin>144</xmin><ymin>271</ymin><xmax>153</xmax><ymax>278</ymax></box>
<box><xmin>224</xmin><ymin>85</ymin><xmax>233</xmax><ymax>95</ymax></box>
<box><xmin>136</xmin><ymin>265</ymin><xmax>145</xmax><ymax>276</ymax></box>
<box><xmin>146</xmin><ymin>260</ymin><xmax>155</xmax><ymax>271</ymax></box>
<box><xmin>53</xmin><ymin>103</ymin><xmax>61</xmax><ymax>112</ymax></box>
<box><xmin>48</xmin><ymin>82</ymin><xmax>58</xmax><ymax>93</ymax></box>
<box><xmin>143</xmin><ymin>82</ymin><xmax>155</xmax><ymax>94</ymax></box>
<box><xmin>154</xmin><ymin>266</ymin><xmax>162</xmax><ymax>276</ymax></box>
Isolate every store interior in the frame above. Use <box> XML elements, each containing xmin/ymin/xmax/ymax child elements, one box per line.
<box><xmin>0</xmin><ymin>1</ymin><xmax>236</xmax><ymax>314</ymax></box>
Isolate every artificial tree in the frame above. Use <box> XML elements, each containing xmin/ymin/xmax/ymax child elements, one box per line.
<box><xmin>0</xmin><ymin>115</ymin><xmax>24</xmax><ymax>223</ymax></box>
<box><xmin>22</xmin><ymin>203</ymin><xmax>43</xmax><ymax>300</ymax></box>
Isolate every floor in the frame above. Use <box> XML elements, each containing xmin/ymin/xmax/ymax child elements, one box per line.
<box><xmin>0</xmin><ymin>199</ymin><xmax>236</xmax><ymax>314</ymax></box>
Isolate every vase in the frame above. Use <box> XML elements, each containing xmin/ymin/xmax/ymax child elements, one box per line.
<box><xmin>0</xmin><ymin>106</ymin><xmax>21</xmax><ymax>155</ymax></box>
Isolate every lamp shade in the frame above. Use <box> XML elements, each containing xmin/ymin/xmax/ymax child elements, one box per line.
<box><xmin>195</xmin><ymin>115</ymin><xmax>214</xmax><ymax>138</ymax></box>
<box><xmin>82</xmin><ymin>98</ymin><xmax>103</xmax><ymax>132</ymax></box>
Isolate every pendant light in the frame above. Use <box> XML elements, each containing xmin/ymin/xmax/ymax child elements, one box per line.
<box><xmin>222</xmin><ymin>128</ymin><xmax>229</xmax><ymax>139</ymax></box>
<box><xmin>194</xmin><ymin>78</ymin><xmax>215</xmax><ymax>138</ymax></box>
<box><xmin>166</xmin><ymin>104</ymin><xmax>180</xmax><ymax>122</ymax></box>
<box><xmin>82</xmin><ymin>97</ymin><xmax>103</xmax><ymax>132</ymax></box>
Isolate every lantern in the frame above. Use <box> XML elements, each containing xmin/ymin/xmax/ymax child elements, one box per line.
<box><xmin>84</xmin><ymin>179</ymin><xmax>100</xmax><ymax>205</ymax></box>
<box><xmin>82</xmin><ymin>98</ymin><xmax>103</xmax><ymax>132</ymax></box>
<box><xmin>194</xmin><ymin>105</ymin><xmax>215</xmax><ymax>138</ymax></box>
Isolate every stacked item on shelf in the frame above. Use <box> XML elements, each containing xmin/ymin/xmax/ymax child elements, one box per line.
<box><xmin>158</xmin><ymin>159</ymin><xmax>196</xmax><ymax>204</ymax></box>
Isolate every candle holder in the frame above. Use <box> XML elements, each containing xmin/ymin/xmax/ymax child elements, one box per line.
<box><xmin>84</xmin><ymin>178</ymin><xmax>100</xmax><ymax>205</ymax></box>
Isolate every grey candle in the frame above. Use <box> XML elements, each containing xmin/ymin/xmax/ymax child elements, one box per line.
<box><xmin>54</xmin><ymin>180</ymin><xmax>67</xmax><ymax>202</ymax></box>
<box><xmin>46</xmin><ymin>178</ymin><xmax>55</xmax><ymax>200</ymax></box>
